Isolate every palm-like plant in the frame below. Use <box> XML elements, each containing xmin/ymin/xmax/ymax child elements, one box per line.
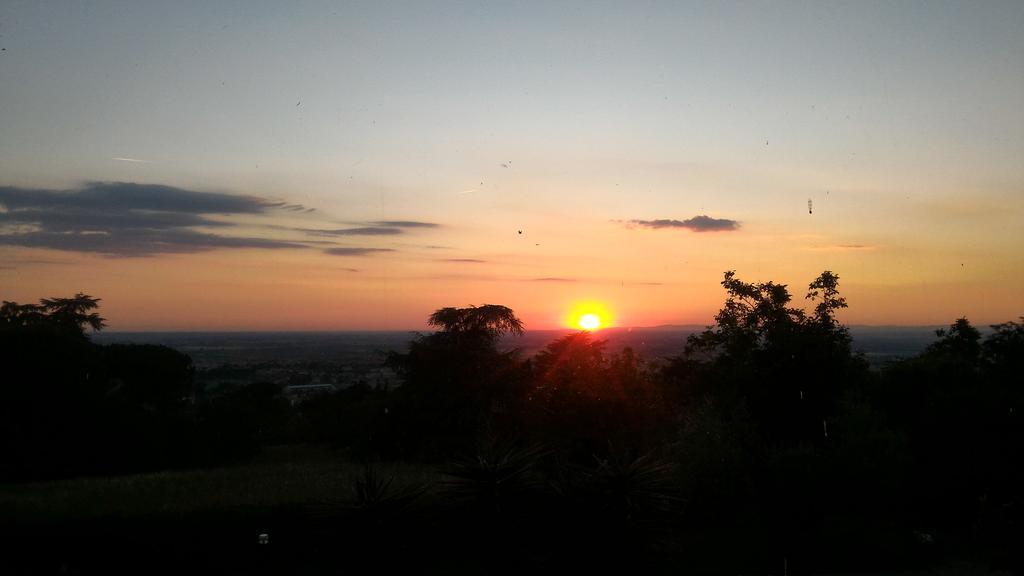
<box><xmin>445</xmin><ymin>438</ymin><xmax>547</xmax><ymax>514</ymax></box>
<box><xmin>589</xmin><ymin>446</ymin><xmax>680</xmax><ymax>525</ymax></box>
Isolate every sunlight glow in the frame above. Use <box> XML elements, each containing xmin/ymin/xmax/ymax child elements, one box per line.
<box><xmin>566</xmin><ymin>301</ymin><xmax>614</xmax><ymax>331</ymax></box>
<box><xmin>578</xmin><ymin>313</ymin><xmax>601</xmax><ymax>330</ymax></box>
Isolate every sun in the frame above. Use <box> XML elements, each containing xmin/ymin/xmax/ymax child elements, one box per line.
<box><xmin>565</xmin><ymin>300</ymin><xmax>613</xmax><ymax>331</ymax></box>
<box><xmin>578</xmin><ymin>313</ymin><xmax>601</xmax><ymax>331</ymax></box>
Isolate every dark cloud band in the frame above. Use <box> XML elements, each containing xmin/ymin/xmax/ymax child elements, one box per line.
<box><xmin>0</xmin><ymin>182</ymin><xmax>305</xmax><ymax>256</ymax></box>
<box><xmin>628</xmin><ymin>215</ymin><xmax>739</xmax><ymax>232</ymax></box>
<box><xmin>300</xmin><ymin>227</ymin><xmax>404</xmax><ymax>236</ymax></box>
<box><xmin>372</xmin><ymin>221</ymin><xmax>439</xmax><ymax>228</ymax></box>
<box><xmin>324</xmin><ymin>247</ymin><xmax>396</xmax><ymax>256</ymax></box>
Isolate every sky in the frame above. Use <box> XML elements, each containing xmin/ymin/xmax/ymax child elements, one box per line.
<box><xmin>1</xmin><ymin>1</ymin><xmax>1022</xmax><ymax>330</ymax></box>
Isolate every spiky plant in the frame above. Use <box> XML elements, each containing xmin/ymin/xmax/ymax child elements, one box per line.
<box><xmin>589</xmin><ymin>446</ymin><xmax>680</xmax><ymax>525</ymax></box>
<box><xmin>445</xmin><ymin>437</ymin><xmax>548</xmax><ymax>515</ymax></box>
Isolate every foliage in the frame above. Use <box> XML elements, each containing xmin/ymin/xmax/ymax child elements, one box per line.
<box><xmin>527</xmin><ymin>332</ymin><xmax>665</xmax><ymax>457</ymax></box>
<box><xmin>384</xmin><ymin>304</ymin><xmax>529</xmax><ymax>459</ymax></box>
<box><xmin>1</xmin><ymin>293</ymin><xmax>106</xmax><ymax>336</ymax></box>
<box><xmin>444</xmin><ymin>437</ymin><xmax>546</xmax><ymax>514</ymax></box>
<box><xmin>300</xmin><ymin>382</ymin><xmax>393</xmax><ymax>457</ymax></box>
<box><xmin>5</xmin><ymin>281</ymin><xmax>1024</xmax><ymax>574</ymax></box>
<box><xmin>666</xmin><ymin>271</ymin><xmax>864</xmax><ymax>449</ymax></box>
<box><xmin>428</xmin><ymin>304</ymin><xmax>524</xmax><ymax>343</ymax></box>
<box><xmin>0</xmin><ymin>295</ymin><xmax>201</xmax><ymax>479</ymax></box>
<box><xmin>197</xmin><ymin>381</ymin><xmax>292</xmax><ymax>459</ymax></box>
<box><xmin>586</xmin><ymin>446</ymin><xmax>679</xmax><ymax>524</ymax></box>
<box><xmin>927</xmin><ymin>317</ymin><xmax>982</xmax><ymax>362</ymax></box>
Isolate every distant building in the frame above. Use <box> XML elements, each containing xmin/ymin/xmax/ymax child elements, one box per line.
<box><xmin>283</xmin><ymin>382</ymin><xmax>336</xmax><ymax>404</ymax></box>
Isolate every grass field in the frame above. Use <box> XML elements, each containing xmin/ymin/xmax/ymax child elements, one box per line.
<box><xmin>0</xmin><ymin>445</ymin><xmax>1006</xmax><ymax>575</ymax></box>
<box><xmin>0</xmin><ymin>444</ymin><xmax>438</xmax><ymax>522</ymax></box>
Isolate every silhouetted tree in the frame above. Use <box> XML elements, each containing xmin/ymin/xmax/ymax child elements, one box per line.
<box><xmin>428</xmin><ymin>304</ymin><xmax>524</xmax><ymax>343</ymax></box>
<box><xmin>656</xmin><ymin>271</ymin><xmax>880</xmax><ymax>570</ymax></box>
<box><xmin>1</xmin><ymin>295</ymin><xmax>199</xmax><ymax>477</ymax></box>
<box><xmin>983</xmin><ymin>317</ymin><xmax>1024</xmax><ymax>370</ymax></box>
<box><xmin>878</xmin><ymin>315</ymin><xmax>1024</xmax><ymax>561</ymax></box>
<box><xmin>928</xmin><ymin>317</ymin><xmax>982</xmax><ymax>363</ymax></box>
<box><xmin>385</xmin><ymin>305</ymin><xmax>528</xmax><ymax>459</ymax></box>
<box><xmin>806</xmin><ymin>270</ymin><xmax>848</xmax><ymax>327</ymax></box>
<box><xmin>301</xmin><ymin>382</ymin><xmax>393</xmax><ymax>458</ymax></box>
<box><xmin>527</xmin><ymin>332</ymin><xmax>664</xmax><ymax>458</ymax></box>
<box><xmin>668</xmin><ymin>270</ymin><xmax>863</xmax><ymax>446</ymax></box>
<box><xmin>1</xmin><ymin>293</ymin><xmax>106</xmax><ymax>337</ymax></box>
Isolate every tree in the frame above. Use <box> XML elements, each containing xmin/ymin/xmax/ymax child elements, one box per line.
<box><xmin>927</xmin><ymin>317</ymin><xmax>982</xmax><ymax>364</ymax></box>
<box><xmin>527</xmin><ymin>332</ymin><xmax>664</xmax><ymax>457</ymax></box>
<box><xmin>385</xmin><ymin>305</ymin><xmax>527</xmax><ymax>459</ymax></box>
<box><xmin>683</xmin><ymin>270</ymin><xmax>806</xmax><ymax>360</ymax></box>
<box><xmin>0</xmin><ymin>301</ymin><xmax>46</xmax><ymax>328</ymax></box>
<box><xmin>1</xmin><ymin>293</ymin><xmax>106</xmax><ymax>337</ymax></box>
<box><xmin>427</xmin><ymin>304</ymin><xmax>523</xmax><ymax>347</ymax></box>
<box><xmin>41</xmin><ymin>294</ymin><xmax>107</xmax><ymax>334</ymax></box>
<box><xmin>1</xmin><ymin>294</ymin><xmax>108</xmax><ymax>479</ymax></box>
<box><xmin>669</xmin><ymin>270</ymin><xmax>863</xmax><ymax>445</ymax></box>
<box><xmin>983</xmin><ymin>317</ymin><xmax>1024</xmax><ymax>368</ymax></box>
<box><xmin>806</xmin><ymin>270</ymin><xmax>848</xmax><ymax>327</ymax></box>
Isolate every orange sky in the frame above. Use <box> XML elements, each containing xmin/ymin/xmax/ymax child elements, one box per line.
<box><xmin>2</xmin><ymin>3</ymin><xmax>1022</xmax><ymax>330</ymax></box>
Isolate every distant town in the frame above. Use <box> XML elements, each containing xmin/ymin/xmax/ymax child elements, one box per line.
<box><xmin>93</xmin><ymin>325</ymin><xmax>947</xmax><ymax>405</ymax></box>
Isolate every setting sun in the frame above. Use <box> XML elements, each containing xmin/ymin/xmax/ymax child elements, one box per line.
<box><xmin>565</xmin><ymin>301</ymin><xmax>614</xmax><ymax>331</ymax></box>
<box><xmin>578</xmin><ymin>313</ymin><xmax>601</xmax><ymax>331</ymax></box>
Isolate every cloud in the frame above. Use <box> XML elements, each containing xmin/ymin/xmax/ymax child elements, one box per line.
<box><xmin>324</xmin><ymin>247</ymin><xmax>395</xmax><ymax>256</ymax></box>
<box><xmin>627</xmin><ymin>215</ymin><xmax>740</xmax><ymax>232</ymax></box>
<box><xmin>300</xmin><ymin>226</ymin><xmax>404</xmax><ymax>236</ymax></box>
<box><xmin>111</xmin><ymin>157</ymin><xmax>153</xmax><ymax>163</ymax></box>
<box><xmin>804</xmin><ymin>243</ymin><xmax>878</xmax><ymax>252</ymax></box>
<box><xmin>526</xmin><ymin>277</ymin><xmax>661</xmax><ymax>285</ymax></box>
<box><xmin>442</xmin><ymin>258</ymin><xmax>486</xmax><ymax>263</ymax></box>
<box><xmin>0</xmin><ymin>182</ymin><xmax>311</xmax><ymax>256</ymax></box>
<box><xmin>373</xmin><ymin>220</ymin><xmax>439</xmax><ymax>228</ymax></box>
<box><xmin>0</xmin><ymin>256</ymin><xmax>72</xmax><ymax>266</ymax></box>
<box><xmin>3</xmin><ymin>229</ymin><xmax>303</xmax><ymax>256</ymax></box>
<box><xmin>294</xmin><ymin>220</ymin><xmax>439</xmax><ymax>238</ymax></box>
<box><xmin>273</xmin><ymin>203</ymin><xmax>313</xmax><ymax>212</ymax></box>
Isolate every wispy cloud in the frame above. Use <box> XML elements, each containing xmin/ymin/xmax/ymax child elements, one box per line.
<box><xmin>324</xmin><ymin>247</ymin><xmax>395</xmax><ymax>256</ymax></box>
<box><xmin>0</xmin><ymin>255</ymin><xmax>74</xmax><ymax>266</ymax></box>
<box><xmin>271</xmin><ymin>203</ymin><xmax>315</xmax><ymax>213</ymax></box>
<box><xmin>804</xmin><ymin>243</ymin><xmax>878</xmax><ymax>252</ymax></box>
<box><xmin>301</xmin><ymin>227</ymin><xmax>403</xmax><ymax>236</ymax></box>
<box><xmin>443</xmin><ymin>258</ymin><xmax>486</xmax><ymax>263</ymax></box>
<box><xmin>0</xmin><ymin>182</ymin><xmax>312</xmax><ymax>256</ymax></box>
<box><xmin>531</xmin><ymin>277</ymin><xmax>576</xmax><ymax>282</ymax></box>
<box><xmin>297</xmin><ymin>220</ymin><xmax>439</xmax><ymax>238</ymax></box>
<box><xmin>371</xmin><ymin>220</ymin><xmax>439</xmax><ymax>228</ymax></box>
<box><xmin>626</xmin><ymin>215</ymin><xmax>740</xmax><ymax>232</ymax></box>
<box><xmin>111</xmin><ymin>157</ymin><xmax>153</xmax><ymax>163</ymax></box>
